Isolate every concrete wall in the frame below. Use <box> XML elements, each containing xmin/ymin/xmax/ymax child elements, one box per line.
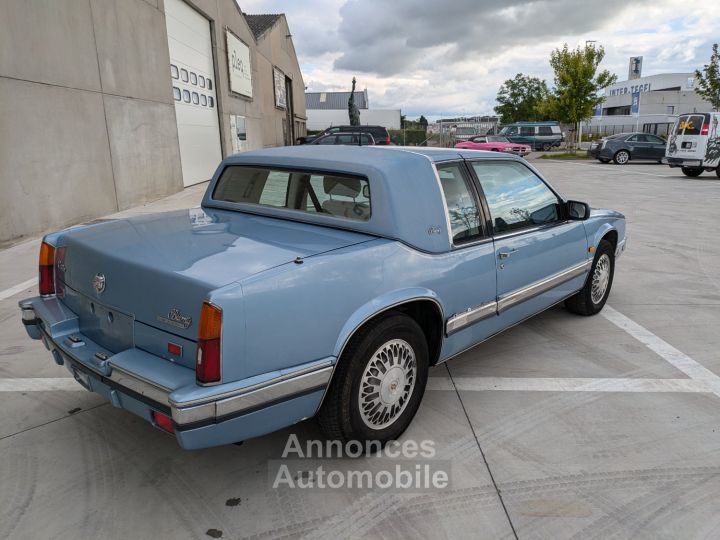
<box><xmin>307</xmin><ymin>109</ymin><xmax>402</xmax><ymax>131</ymax></box>
<box><xmin>0</xmin><ymin>0</ymin><xmax>183</xmax><ymax>247</ymax></box>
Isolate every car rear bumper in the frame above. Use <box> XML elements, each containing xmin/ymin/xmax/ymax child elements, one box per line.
<box><xmin>19</xmin><ymin>296</ymin><xmax>333</xmax><ymax>449</ymax></box>
<box><xmin>666</xmin><ymin>157</ymin><xmax>704</xmax><ymax>168</ymax></box>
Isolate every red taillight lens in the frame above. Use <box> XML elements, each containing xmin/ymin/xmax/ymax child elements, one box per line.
<box><xmin>152</xmin><ymin>411</ymin><xmax>175</xmax><ymax>433</ymax></box>
<box><xmin>39</xmin><ymin>241</ymin><xmax>55</xmax><ymax>295</ymax></box>
<box><xmin>385</xmin><ymin>135</ymin><xmax>391</xmax><ymax>145</ymax></box>
<box><xmin>196</xmin><ymin>302</ymin><xmax>222</xmax><ymax>384</ymax></box>
<box><xmin>701</xmin><ymin>123</ymin><xmax>709</xmax><ymax>135</ymax></box>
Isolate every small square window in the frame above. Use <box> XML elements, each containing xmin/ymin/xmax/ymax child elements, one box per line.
<box><xmin>192</xmin><ymin>92</ymin><xmax>199</xmax><ymax>105</ymax></box>
<box><xmin>182</xmin><ymin>89</ymin><xmax>190</xmax><ymax>103</ymax></box>
<box><xmin>180</xmin><ymin>68</ymin><xmax>188</xmax><ymax>82</ymax></box>
<box><xmin>199</xmin><ymin>75</ymin><xmax>205</xmax><ymax>88</ymax></box>
<box><xmin>208</xmin><ymin>96</ymin><xmax>214</xmax><ymax>107</ymax></box>
<box><xmin>207</xmin><ymin>79</ymin><xmax>213</xmax><ymax>90</ymax></box>
<box><xmin>170</xmin><ymin>65</ymin><xmax>179</xmax><ymax>79</ymax></box>
<box><xmin>172</xmin><ymin>87</ymin><xmax>181</xmax><ymax>101</ymax></box>
<box><xmin>190</xmin><ymin>72</ymin><xmax>197</xmax><ymax>85</ymax></box>
<box><xmin>200</xmin><ymin>94</ymin><xmax>207</xmax><ymax>106</ymax></box>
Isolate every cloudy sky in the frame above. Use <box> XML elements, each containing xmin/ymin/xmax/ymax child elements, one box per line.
<box><xmin>239</xmin><ymin>0</ymin><xmax>718</xmax><ymax>119</ymax></box>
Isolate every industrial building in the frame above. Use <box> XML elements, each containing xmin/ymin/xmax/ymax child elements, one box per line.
<box><xmin>305</xmin><ymin>90</ymin><xmax>401</xmax><ymax>131</ymax></box>
<box><xmin>585</xmin><ymin>67</ymin><xmax>713</xmax><ymax>137</ymax></box>
<box><xmin>0</xmin><ymin>0</ymin><xmax>306</xmax><ymax>246</ymax></box>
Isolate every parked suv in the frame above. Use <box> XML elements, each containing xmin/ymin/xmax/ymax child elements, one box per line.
<box><xmin>299</xmin><ymin>125</ymin><xmax>391</xmax><ymax>145</ymax></box>
<box><xmin>666</xmin><ymin>113</ymin><xmax>720</xmax><ymax>177</ymax></box>
<box><xmin>498</xmin><ymin>122</ymin><xmax>564</xmax><ymax>151</ymax></box>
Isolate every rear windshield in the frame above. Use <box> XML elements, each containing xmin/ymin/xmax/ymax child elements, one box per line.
<box><xmin>674</xmin><ymin>114</ymin><xmax>709</xmax><ymax>135</ymax></box>
<box><xmin>212</xmin><ymin>166</ymin><xmax>371</xmax><ymax>221</ymax></box>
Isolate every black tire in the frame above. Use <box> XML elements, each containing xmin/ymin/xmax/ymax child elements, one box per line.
<box><xmin>542</xmin><ymin>142</ymin><xmax>552</xmax><ymax>151</ymax></box>
<box><xmin>318</xmin><ymin>313</ymin><xmax>429</xmax><ymax>445</ymax></box>
<box><xmin>565</xmin><ymin>240</ymin><xmax>615</xmax><ymax>316</ymax></box>
<box><xmin>716</xmin><ymin>168</ymin><xmax>720</xmax><ymax>178</ymax></box>
<box><xmin>613</xmin><ymin>150</ymin><xmax>630</xmax><ymax>165</ymax></box>
<box><xmin>681</xmin><ymin>167</ymin><xmax>703</xmax><ymax>177</ymax></box>
<box><xmin>598</xmin><ymin>158</ymin><xmax>610</xmax><ymax>163</ymax></box>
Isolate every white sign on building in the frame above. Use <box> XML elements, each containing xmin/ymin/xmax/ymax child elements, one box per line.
<box><xmin>273</xmin><ymin>67</ymin><xmax>286</xmax><ymax>109</ymax></box>
<box><xmin>226</xmin><ymin>29</ymin><xmax>252</xmax><ymax>98</ymax></box>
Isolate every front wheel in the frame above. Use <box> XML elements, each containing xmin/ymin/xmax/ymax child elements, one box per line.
<box><xmin>318</xmin><ymin>313</ymin><xmax>429</xmax><ymax>445</ymax></box>
<box><xmin>613</xmin><ymin>150</ymin><xmax>630</xmax><ymax>164</ymax></box>
<box><xmin>565</xmin><ymin>240</ymin><xmax>615</xmax><ymax>316</ymax></box>
<box><xmin>681</xmin><ymin>167</ymin><xmax>703</xmax><ymax>177</ymax></box>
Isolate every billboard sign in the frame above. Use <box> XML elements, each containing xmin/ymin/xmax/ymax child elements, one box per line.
<box><xmin>226</xmin><ymin>30</ymin><xmax>252</xmax><ymax>98</ymax></box>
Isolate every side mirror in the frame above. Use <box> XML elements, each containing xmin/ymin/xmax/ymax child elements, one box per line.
<box><xmin>566</xmin><ymin>200</ymin><xmax>590</xmax><ymax>220</ymax></box>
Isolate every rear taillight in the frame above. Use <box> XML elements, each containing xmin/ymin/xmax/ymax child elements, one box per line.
<box><xmin>196</xmin><ymin>302</ymin><xmax>222</xmax><ymax>384</ymax></box>
<box><xmin>385</xmin><ymin>135</ymin><xmax>391</xmax><ymax>145</ymax></box>
<box><xmin>701</xmin><ymin>123</ymin><xmax>709</xmax><ymax>135</ymax></box>
<box><xmin>39</xmin><ymin>241</ymin><xmax>55</xmax><ymax>295</ymax></box>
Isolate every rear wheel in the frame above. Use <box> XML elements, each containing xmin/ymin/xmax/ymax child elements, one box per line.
<box><xmin>613</xmin><ymin>150</ymin><xmax>630</xmax><ymax>165</ymax></box>
<box><xmin>318</xmin><ymin>313</ymin><xmax>429</xmax><ymax>445</ymax></box>
<box><xmin>681</xmin><ymin>167</ymin><xmax>703</xmax><ymax>177</ymax></box>
<box><xmin>565</xmin><ymin>240</ymin><xmax>615</xmax><ymax>316</ymax></box>
<box><xmin>542</xmin><ymin>142</ymin><xmax>552</xmax><ymax>151</ymax></box>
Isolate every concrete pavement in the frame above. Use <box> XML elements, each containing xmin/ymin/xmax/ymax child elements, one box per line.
<box><xmin>1</xmin><ymin>160</ymin><xmax>720</xmax><ymax>539</ymax></box>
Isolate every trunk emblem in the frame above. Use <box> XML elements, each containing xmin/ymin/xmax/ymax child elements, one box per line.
<box><xmin>158</xmin><ymin>308</ymin><xmax>192</xmax><ymax>329</ymax></box>
<box><xmin>92</xmin><ymin>273</ymin><xmax>106</xmax><ymax>294</ymax></box>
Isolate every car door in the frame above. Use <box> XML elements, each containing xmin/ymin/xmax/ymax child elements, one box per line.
<box><xmin>627</xmin><ymin>134</ymin><xmax>651</xmax><ymax>158</ymax></box>
<box><xmin>645</xmin><ymin>134</ymin><xmax>667</xmax><ymax>160</ymax></box>
<box><xmin>469</xmin><ymin>160</ymin><xmax>590</xmax><ymax>325</ymax></box>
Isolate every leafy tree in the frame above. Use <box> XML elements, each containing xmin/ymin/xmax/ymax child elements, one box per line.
<box><xmin>546</xmin><ymin>43</ymin><xmax>617</xmax><ymax>148</ymax></box>
<box><xmin>494</xmin><ymin>74</ymin><xmax>550</xmax><ymax>124</ymax></box>
<box><xmin>694</xmin><ymin>43</ymin><xmax>720</xmax><ymax>110</ymax></box>
<box><xmin>419</xmin><ymin>115</ymin><xmax>428</xmax><ymax>131</ymax></box>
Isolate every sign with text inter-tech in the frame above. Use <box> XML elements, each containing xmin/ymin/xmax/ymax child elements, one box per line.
<box><xmin>226</xmin><ymin>29</ymin><xmax>252</xmax><ymax>98</ymax></box>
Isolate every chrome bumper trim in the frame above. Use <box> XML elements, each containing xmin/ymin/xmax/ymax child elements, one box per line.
<box><xmin>109</xmin><ymin>365</ymin><xmax>172</xmax><ymax>407</ymax></box>
<box><xmin>497</xmin><ymin>259</ymin><xmax>591</xmax><ymax>313</ymax></box>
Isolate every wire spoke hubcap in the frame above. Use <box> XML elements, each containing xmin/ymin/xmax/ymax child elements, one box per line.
<box><xmin>359</xmin><ymin>339</ymin><xmax>417</xmax><ymax>430</ymax></box>
<box><xmin>591</xmin><ymin>253</ymin><xmax>611</xmax><ymax>304</ymax></box>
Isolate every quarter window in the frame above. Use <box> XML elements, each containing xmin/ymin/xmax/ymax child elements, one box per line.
<box><xmin>472</xmin><ymin>161</ymin><xmax>560</xmax><ymax>234</ymax></box>
<box><xmin>437</xmin><ymin>164</ymin><xmax>482</xmax><ymax>243</ymax></box>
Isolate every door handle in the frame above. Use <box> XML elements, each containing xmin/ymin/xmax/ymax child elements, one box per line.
<box><xmin>498</xmin><ymin>249</ymin><xmax>517</xmax><ymax>260</ymax></box>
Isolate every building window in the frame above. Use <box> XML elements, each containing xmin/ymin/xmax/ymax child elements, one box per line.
<box><xmin>199</xmin><ymin>75</ymin><xmax>205</xmax><ymax>88</ymax></box>
<box><xmin>180</xmin><ymin>68</ymin><xmax>188</xmax><ymax>82</ymax></box>
<box><xmin>667</xmin><ymin>105</ymin><xmax>675</xmax><ymax>115</ymax></box>
<box><xmin>170</xmin><ymin>65</ymin><xmax>179</xmax><ymax>79</ymax></box>
<box><xmin>172</xmin><ymin>87</ymin><xmax>181</xmax><ymax>101</ymax></box>
<box><xmin>192</xmin><ymin>92</ymin><xmax>199</xmax><ymax>104</ymax></box>
<box><xmin>201</xmin><ymin>94</ymin><xmax>207</xmax><ymax>106</ymax></box>
<box><xmin>208</xmin><ymin>96</ymin><xmax>214</xmax><ymax>107</ymax></box>
<box><xmin>190</xmin><ymin>72</ymin><xmax>197</xmax><ymax>85</ymax></box>
<box><xmin>182</xmin><ymin>89</ymin><xmax>190</xmax><ymax>103</ymax></box>
<box><xmin>207</xmin><ymin>78</ymin><xmax>213</xmax><ymax>90</ymax></box>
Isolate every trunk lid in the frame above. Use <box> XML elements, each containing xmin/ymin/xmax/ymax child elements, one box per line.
<box><xmin>56</xmin><ymin>208</ymin><xmax>374</xmax><ymax>342</ymax></box>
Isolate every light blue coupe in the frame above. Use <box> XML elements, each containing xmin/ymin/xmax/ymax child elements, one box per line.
<box><xmin>20</xmin><ymin>146</ymin><xmax>626</xmax><ymax>449</ymax></box>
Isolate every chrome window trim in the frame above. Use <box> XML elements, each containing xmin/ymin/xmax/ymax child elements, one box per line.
<box><xmin>493</xmin><ymin>219</ymin><xmax>572</xmax><ymax>241</ymax></box>
<box><xmin>497</xmin><ymin>259</ymin><xmax>591</xmax><ymax>313</ymax></box>
<box><xmin>446</xmin><ymin>301</ymin><xmax>498</xmax><ymax>335</ymax></box>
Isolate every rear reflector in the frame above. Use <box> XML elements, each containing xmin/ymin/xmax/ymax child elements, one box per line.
<box><xmin>196</xmin><ymin>302</ymin><xmax>222</xmax><ymax>384</ymax></box>
<box><xmin>39</xmin><ymin>241</ymin><xmax>55</xmax><ymax>295</ymax></box>
<box><xmin>152</xmin><ymin>411</ymin><xmax>175</xmax><ymax>433</ymax></box>
<box><xmin>167</xmin><ymin>342</ymin><xmax>182</xmax><ymax>356</ymax></box>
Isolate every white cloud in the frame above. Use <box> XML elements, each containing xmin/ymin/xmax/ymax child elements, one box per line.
<box><xmin>238</xmin><ymin>0</ymin><xmax>720</xmax><ymax>118</ymax></box>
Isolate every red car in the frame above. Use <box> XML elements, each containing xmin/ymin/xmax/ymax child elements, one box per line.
<box><xmin>455</xmin><ymin>136</ymin><xmax>532</xmax><ymax>157</ymax></box>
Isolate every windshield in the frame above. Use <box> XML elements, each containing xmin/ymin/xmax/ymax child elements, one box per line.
<box><xmin>213</xmin><ymin>166</ymin><xmax>371</xmax><ymax>221</ymax></box>
<box><xmin>486</xmin><ymin>136</ymin><xmax>508</xmax><ymax>142</ymax></box>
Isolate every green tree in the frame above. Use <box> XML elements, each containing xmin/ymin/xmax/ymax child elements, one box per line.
<box><xmin>546</xmin><ymin>43</ymin><xmax>617</xmax><ymax>148</ymax></box>
<box><xmin>419</xmin><ymin>115</ymin><xmax>428</xmax><ymax>131</ymax></box>
<box><xmin>694</xmin><ymin>43</ymin><xmax>720</xmax><ymax>110</ymax></box>
<box><xmin>494</xmin><ymin>74</ymin><xmax>550</xmax><ymax>124</ymax></box>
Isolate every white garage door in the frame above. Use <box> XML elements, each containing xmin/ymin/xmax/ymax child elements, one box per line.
<box><xmin>165</xmin><ymin>0</ymin><xmax>222</xmax><ymax>187</ymax></box>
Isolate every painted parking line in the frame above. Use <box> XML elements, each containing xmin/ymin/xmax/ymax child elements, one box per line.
<box><xmin>427</xmin><ymin>376</ymin><xmax>713</xmax><ymax>393</ymax></box>
<box><xmin>0</xmin><ymin>378</ymin><xmax>82</xmax><ymax>392</ymax></box>
<box><xmin>0</xmin><ymin>277</ymin><xmax>37</xmax><ymax>301</ymax></box>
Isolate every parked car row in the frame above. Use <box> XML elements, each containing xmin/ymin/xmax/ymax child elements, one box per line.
<box><xmin>297</xmin><ymin>125</ymin><xmax>390</xmax><ymax>146</ymax></box>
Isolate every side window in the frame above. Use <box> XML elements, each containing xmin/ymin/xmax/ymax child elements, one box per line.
<box><xmin>472</xmin><ymin>161</ymin><xmax>560</xmax><ymax>234</ymax></box>
<box><xmin>627</xmin><ymin>134</ymin><xmax>640</xmax><ymax>142</ymax></box>
<box><xmin>437</xmin><ymin>165</ymin><xmax>482</xmax><ymax>243</ymax></box>
<box><xmin>520</xmin><ymin>126</ymin><xmax>535</xmax><ymax>136</ymax></box>
<box><xmin>505</xmin><ymin>126</ymin><xmax>518</xmax><ymax>136</ymax></box>
<box><xmin>258</xmin><ymin>171</ymin><xmax>290</xmax><ymax>207</ymax></box>
<box><xmin>316</xmin><ymin>136</ymin><xmax>336</xmax><ymax>145</ymax></box>
<box><xmin>647</xmin><ymin>135</ymin><xmax>665</xmax><ymax>144</ymax></box>
<box><xmin>336</xmin><ymin>134</ymin><xmax>353</xmax><ymax>144</ymax></box>
<box><xmin>538</xmin><ymin>126</ymin><xmax>553</xmax><ymax>136</ymax></box>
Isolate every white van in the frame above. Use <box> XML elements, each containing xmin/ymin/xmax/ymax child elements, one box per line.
<box><xmin>666</xmin><ymin>112</ymin><xmax>720</xmax><ymax>177</ymax></box>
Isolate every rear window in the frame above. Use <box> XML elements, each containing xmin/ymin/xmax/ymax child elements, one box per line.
<box><xmin>674</xmin><ymin>114</ymin><xmax>709</xmax><ymax>135</ymax></box>
<box><xmin>538</xmin><ymin>126</ymin><xmax>553</xmax><ymax>135</ymax></box>
<box><xmin>213</xmin><ymin>166</ymin><xmax>371</xmax><ymax>221</ymax></box>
